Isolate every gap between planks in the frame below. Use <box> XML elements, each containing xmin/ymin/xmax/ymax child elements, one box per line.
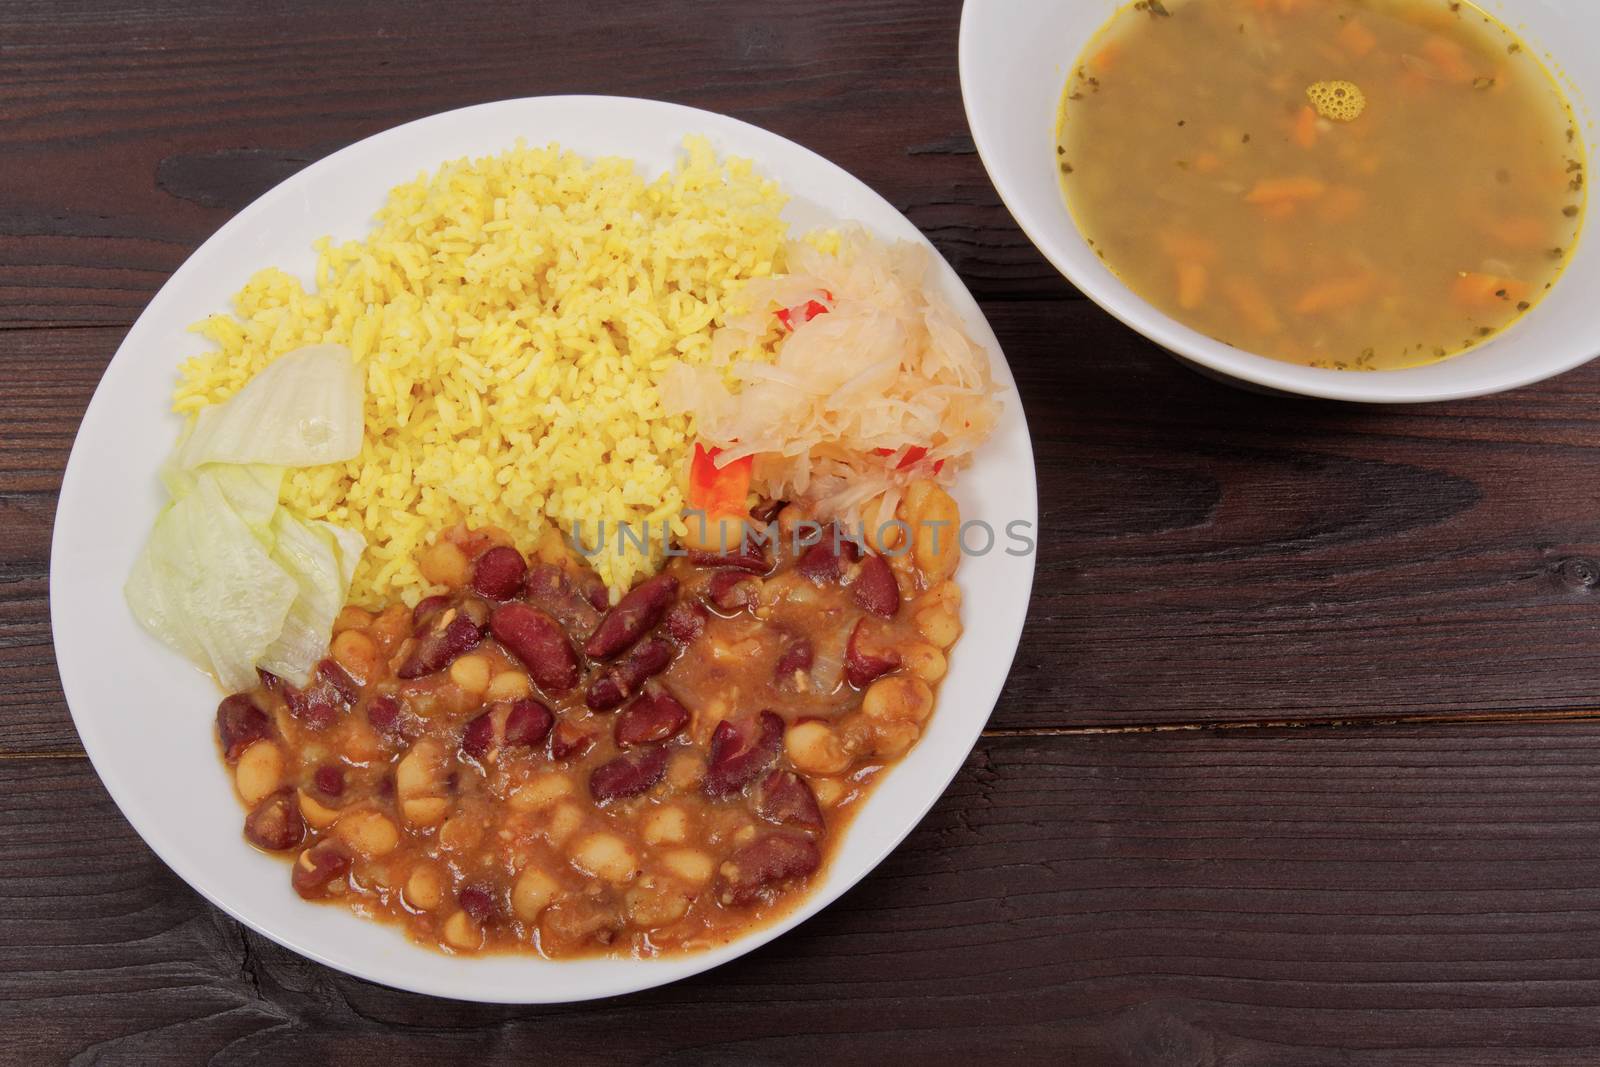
<box><xmin>8</xmin><ymin>707</ymin><xmax>1600</xmax><ymax>762</ymax></box>
<box><xmin>986</xmin><ymin>706</ymin><xmax>1600</xmax><ymax>736</ymax></box>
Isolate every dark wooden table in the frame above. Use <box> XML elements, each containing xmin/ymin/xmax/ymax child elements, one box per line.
<box><xmin>7</xmin><ymin>1</ymin><xmax>1600</xmax><ymax>1063</ymax></box>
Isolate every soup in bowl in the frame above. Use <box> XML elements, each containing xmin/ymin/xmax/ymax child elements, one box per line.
<box><xmin>961</xmin><ymin>0</ymin><xmax>1600</xmax><ymax>402</ymax></box>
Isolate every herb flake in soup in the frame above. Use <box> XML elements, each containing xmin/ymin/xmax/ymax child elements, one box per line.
<box><xmin>1056</xmin><ymin>0</ymin><xmax>1587</xmax><ymax>371</ymax></box>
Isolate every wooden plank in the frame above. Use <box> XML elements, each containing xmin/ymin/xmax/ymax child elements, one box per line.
<box><xmin>8</xmin><ymin>726</ymin><xmax>1600</xmax><ymax>1062</ymax></box>
<box><xmin>0</xmin><ymin>326</ymin><xmax>115</xmax><ymax>754</ymax></box>
<box><xmin>10</xmin><ymin>308</ymin><xmax>1600</xmax><ymax>749</ymax></box>
<box><xmin>1001</xmin><ymin>303</ymin><xmax>1600</xmax><ymax>726</ymax></box>
<box><xmin>0</xmin><ymin>0</ymin><xmax>1061</xmax><ymax>329</ymax></box>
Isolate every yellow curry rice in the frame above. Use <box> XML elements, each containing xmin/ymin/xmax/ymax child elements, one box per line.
<box><xmin>172</xmin><ymin>138</ymin><xmax>789</xmax><ymax>606</ymax></box>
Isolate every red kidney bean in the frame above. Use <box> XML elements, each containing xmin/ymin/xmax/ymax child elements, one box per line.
<box><xmin>464</xmin><ymin>697</ymin><xmax>554</xmax><ymax>762</ymax></box>
<box><xmin>795</xmin><ymin>544</ymin><xmax>837</xmax><ymax>583</ymax></box>
<box><xmin>773</xmin><ymin>639</ymin><xmax>814</xmax><ymax>687</ymax></box>
<box><xmin>796</xmin><ymin>525</ymin><xmax>862</xmax><ymax>583</ymax></box>
<box><xmin>581</xmin><ymin>574</ymin><xmax>611</xmax><ymax>612</ymax></box>
<box><xmin>589</xmin><ymin>745</ymin><xmax>669</xmax><ymax>802</ymax></box>
<box><xmin>719</xmin><ymin>833</ymin><xmax>821</xmax><ymax>905</ymax></box>
<box><xmin>282</xmin><ymin>658</ymin><xmax>360</xmax><ymax>728</ymax></box>
<box><xmin>412</xmin><ymin>594</ymin><xmax>451</xmax><ymax>630</ymax></box>
<box><xmin>850</xmin><ymin>553</ymin><xmax>899</xmax><ymax>618</ymax></box>
<box><xmin>585</xmin><ymin>674</ymin><xmax>623</xmax><ymax>712</ymax></box>
<box><xmin>688</xmin><ymin>541</ymin><xmax>770</xmax><ymax>574</ymax></box>
<box><xmin>459</xmin><ymin>884</ymin><xmax>496</xmax><ymax>922</ymax></box>
<box><xmin>366</xmin><ymin>693</ymin><xmax>404</xmax><ymax>738</ymax></box>
<box><xmin>312</xmin><ymin>764</ymin><xmax>344</xmax><ymax>798</ymax></box>
<box><xmin>586</xmin><ymin>637</ymin><xmax>674</xmax><ymax>711</ymax></box>
<box><xmin>244</xmin><ymin>789</ymin><xmax>305</xmax><ymax>852</ymax></box>
<box><xmin>505</xmin><ymin>698</ymin><xmax>555</xmax><ymax>747</ymax></box>
<box><xmin>708</xmin><ymin>569</ymin><xmax>760</xmax><ymax>612</ymax></box>
<box><xmin>585</xmin><ymin>574</ymin><xmax>678</xmax><ymax>659</ymax></box>
<box><xmin>216</xmin><ymin>693</ymin><xmax>271</xmax><ymax>762</ymax></box>
<box><xmin>461</xmin><ymin>711</ymin><xmax>496</xmax><ymax>761</ymax></box>
<box><xmin>523</xmin><ymin>563</ymin><xmax>603</xmax><ymax>640</ymax></box>
<box><xmin>845</xmin><ymin>618</ymin><xmax>901</xmax><ymax>688</ymax></box>
<box><xmin>457</xmin><ymin>598</ymin><xmax>491</xmax><ymax>628</ymax></box>
<box><xmin>614</xmin><ymin>691</ymin><xmax>689</xmax><ymax>747</ymax></box>
<box><xmin>490</xmin><ymin>603</ymin><xmax>579</xmax><ymax>692</ymax></box>
<box><xmin>703</xmin><ymin>710</ymin><xmax>785</xmax><ymax>797</ymax></box>
<box><xmin>665</xmin><ymin>600</ymin><xmax>707</xmax><ymax>643</ymax></box>
<box><xmin>397</xmin><ymin>612</ymin><xmax>484</xmax><ymax>680</ymax></box>
<box><xmin>285</xmin><ymin>683</ymin><xmax>337</xmax><ymax>730</ymax></box>
<box><xmin>256</xmin><ymin>668</ymin><xmax>283</xmax><ymax>691</ymax></box>
<box><xmin>549</xmin><ymin>719</ymin><xmax>595</xmax><ymax>761</ymax></box>
<box><xmin>317</xmin><ymin>658</ymin><xmax>361</xmax><ymax>705</ymax></box>
<box><xmin>292</xmin><ymin>841</ymin><xmax>351</xmax><ymax>899</ymax></box>
<box><xmin>755</xmin><ymin>770</ymin><xmax>825</xmax><ymax>830</ymax></box>
<box><xmin>471</xmin><ymin>545</ymin><xmax>527</xmax><ymax>601</ymax></box>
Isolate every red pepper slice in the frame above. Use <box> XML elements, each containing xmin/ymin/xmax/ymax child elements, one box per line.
<box><xmin>872</xmin><ymin>445</ymin><xmax>942</xmax><ymax>473</ymax></box>
<box><xmin>688</xmin><ymin>442</ymin><xmax>754</xmax><ymax>516</ymax></box>
<box><xmin>774</xmin><ymin>292</ymin><xmax>833</xmax><ymax>332</ymax></box>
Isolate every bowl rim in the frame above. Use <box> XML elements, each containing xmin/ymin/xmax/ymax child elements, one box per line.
<box><xmin>957</xmin><ymin>0</ymin><xmax>1599</xmax><ymax>404</ymax></box>
<box><xmin>49</xmin><ymin>93</ymin><xmax>1038</xmax><ymax>1003</ymax></box>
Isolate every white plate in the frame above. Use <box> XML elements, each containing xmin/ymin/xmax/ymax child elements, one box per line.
<box><xmin>962</xmin><ymin>0</ymin><xmax>1600</xmax><ymax>402</ymax></box>
<box><xmin>50</xmin><ymin>96</ymin><xmax>1038</xmax><ymax>1003</ymax></box>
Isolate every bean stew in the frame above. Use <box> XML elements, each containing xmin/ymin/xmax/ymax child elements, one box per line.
<box><xmin>215</xmin><ymin>483</ymin><xmax>965</xmax><ymax>958</ymax></box>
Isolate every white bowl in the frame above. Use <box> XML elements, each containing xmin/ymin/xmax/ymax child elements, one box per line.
<box><xmin>961</xmin><ymin>0</ymin><xmax>1600</xmax><ymax>403</ymax></box>
<box><xmin>49</xmin><ymin>96</ymin><xmax>1037</xmax><ymax>1003</ymax></box>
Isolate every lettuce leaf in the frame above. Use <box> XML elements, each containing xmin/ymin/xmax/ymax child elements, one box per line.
<box><xmin>256</xmin><ymin>511</ymin><xmax>366</xmax><ymax>686</ymax></box>
<box><xmin>160</xmin><ymin>460</ymin><xmax>284</xmax><ymax>530</ymax></box>
<box><xmin>124</xmin><ymin>472</ymin><xmax>299</xmax><ymax>692</ymax></box>
<box><xmin>128</xmin><ymin>343</ymin><xmax>368</xmax><ymax>693</ymax></box>
<box><xmin>176</xmin><ymin>343</ymin><xmax>365</xmax><ymax>470</ymax></box>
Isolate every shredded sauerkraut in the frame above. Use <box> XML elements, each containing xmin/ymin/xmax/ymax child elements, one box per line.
<box><xmin>660</xmin><ymin>226</ymin><xmax>1002</xmax><ymax>523</ymax></box>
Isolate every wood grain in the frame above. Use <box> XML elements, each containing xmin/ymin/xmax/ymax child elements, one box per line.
<box><xmin>8</xmin><ymin>0</ymin><xmax>1600</xmax><ymax>1056</ymax></box>
<box><xmin>9</xmin><ymin>726</ymin><xmax>1600</xmax><ymax>1064</ymax></box>
<box><xmin>0</xmin><ymin>0</ymin><xmax>1059</xmax><ymax>331</ymax></box>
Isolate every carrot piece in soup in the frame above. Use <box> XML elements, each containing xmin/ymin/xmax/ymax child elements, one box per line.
<box><xmin>1337</xmin><ymin>19</ymin><xmax>1377</xmax><ymax>58</ymax></box>
<box><xmin>1452</xmin><ymin>272</ymin><xmax>1529</xmax><ymax>308</ymax></box>
<box><xmin>1293</xmin><ymin>275</ymin><xmax>1374</xmax><ymax>315</ymax></box>
<box><xmin>1158</xmin><ymin>231</ymin><xmax>1218</xmax><ymax>264</ymax></box>
<box><xmin>1223</xmin><ymin>277</ymin><xmax>1282</xmax><ymax>335</ymax></box>
<box><xmin>1176</xmin><ymin>262</ymin><xmax>1209</xmax><ymax>310</ymax></box>
<box><xmin>1482</xmin><ymin>215</ymin><xmax>1550</xmax><ymax>249</ymax></box>
<box><xmin>1292</xmin><ymin>105</ymin><xmax>1319</xmax><ymax>148</ymax></box>
<box><xmin>1421</xmin><ymin>36</ymin><xmax>1474</xmax><ymax>84</ymax></box>
<box><xmin>1398</xmin><ymin>66</ymin><xmax>1433</xmax><ymax>93</ymax></box>
<box><xmin>1245</xmin><ymin>177</ymin><xmax>1327</xmax><ymax>205</ymax></box>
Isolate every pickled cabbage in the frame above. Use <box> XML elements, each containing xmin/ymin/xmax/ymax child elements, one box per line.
<box><xmin>661</xmin><ymin>226</ymin><xmax>1002</xmax><ymax>521</ymax></box>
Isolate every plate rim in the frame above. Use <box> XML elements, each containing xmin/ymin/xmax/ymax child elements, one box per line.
<box><xmin>49</xmin><ymin>93</ymin><xmax>1038</xmax><ymax>1003</ymax></box>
